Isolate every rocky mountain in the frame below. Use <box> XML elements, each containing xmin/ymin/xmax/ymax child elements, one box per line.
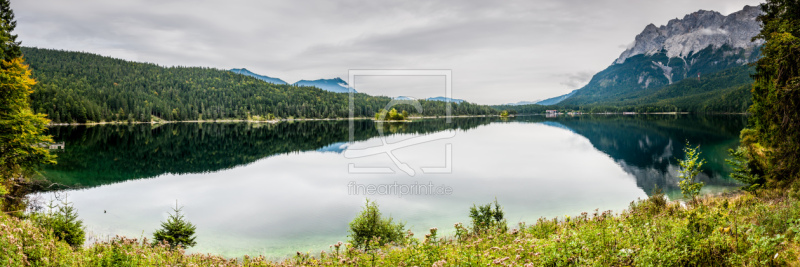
<box><xmin>615</xmin><ymin>5</ymin><xmax>762</xmax><ymax>64</ymax></box>
<box><xmin>544</xmin><ymin>5</ymin><xmax>762</xmax><ymax>107</ymax></box>
<box><xmin>230</xmin><ymin>68</ymin><xmax>287</xmax><ymax>84</ymax></box>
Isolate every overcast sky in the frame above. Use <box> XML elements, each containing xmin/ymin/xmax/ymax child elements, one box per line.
<box><xmin>13</xmin><ymin>0</ymin><xmax>761</xmax><ymax>105</ymax></box>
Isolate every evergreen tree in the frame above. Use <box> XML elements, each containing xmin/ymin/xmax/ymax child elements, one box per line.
<box><xmin>0</xmin><ymin>0</ymin><xmax>20</xmax><ymax>62</ymax></box>
<box><xmin>745</xmin><ymin>0</ymin><xmax>800</xmax><ymax>186</ymax></box>
<box><xmin>32</xmin><ymin>196</ymin><xmax>86</xmax><ymax>247</ymax></box>
<box><xmin>153</xmin><ymin>201</ymin><xmax>197</xmax><ymax>249</ymax></box>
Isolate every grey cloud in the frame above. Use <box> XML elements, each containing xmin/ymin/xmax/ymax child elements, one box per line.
<box><xmin>559</xmin><ymin>72</ymin><xmax>594</xmax><ymax>89</ymax></box>
<box><xmin>12</xmin><ymin>0</ymin><xmax>762</xmax><ymax>105</ymax></box>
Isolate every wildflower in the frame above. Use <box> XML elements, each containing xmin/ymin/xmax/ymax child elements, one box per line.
<box><xmin>492</xmin><ymin>257</ymin><xmax>509</xmax><ymax>264</ymax></box>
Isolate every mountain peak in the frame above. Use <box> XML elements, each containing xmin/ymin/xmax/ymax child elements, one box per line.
<box><xmin>615</xmin><ymin>5</ymin><xmax>762</xmax><ymax>64</ymax></box>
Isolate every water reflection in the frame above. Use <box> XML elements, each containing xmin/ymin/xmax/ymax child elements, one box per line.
<box><xmin>35</xmin><ymin>115</ymin><xmax>746</xmax><ymax>258</ymax></box>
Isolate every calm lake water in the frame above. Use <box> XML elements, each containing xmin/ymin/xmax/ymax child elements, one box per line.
<box><xmin>35</xmin><ymin>115</ymin><xmax>746</xmax><ymax>258</ymax></box>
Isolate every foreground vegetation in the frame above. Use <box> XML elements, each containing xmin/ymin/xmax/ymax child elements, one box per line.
<box><xmin>2</xmin><ymin>190</ymin><xmax>800</xmax><ymax>266</ymax></box>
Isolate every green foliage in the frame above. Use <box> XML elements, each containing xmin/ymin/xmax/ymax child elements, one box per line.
<box><xmin>678</xmin><ymin>141</ymin><xmax>706</xmax><ymax>201</ymax></box>
<box><xmin>387</xmin><ymin>108</ymin><xmax>405</xmax><ymax>120</ymax></box>
<box><xmin>347</xmin><ymin>199</ymin><xmax>406</xmax><ymax>251</ymax></box>
<box><xmin>0</xmin><ymin>2</ymin><xmax>54</xmax><ymax>208</ymax></box>
<box><xmin>726</xmin><ymin>146</ymin><xmax>766</xmax><ymax>191</ymax></box>
<box><xmin>152</xmin><ymin>201</ymin><xmax>197</xmax><ymax>249</ymax></box>
<box><xmin>375</xmin><ymin>108</ymin><xmax>407</xmax><ymax>121</ymax></box>
<box><xmin>31</xmin><ymin>196</ymin><xmax>85</xmax><ymax>247</ymax></box>
<box><xmin>747</xmin><ymin>0</ymin><xmax>800</xmax><ymax>185</ymax></box>
<box><xmin>499</xmin><ymin>110</ymin><xmax>509</xmax><ymax>117</ymax></box>
<box><xmin>374</xmin><ymin>109</ymin><xmax>386</xmax><ymax>120</ymax></box>
<box><xmin>468</xmin><ymin>198</ymin><xmax>507</xmax><ymax>234</ymax></box>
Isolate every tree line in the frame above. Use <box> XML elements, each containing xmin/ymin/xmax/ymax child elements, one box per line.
<box><xmin>22</xmin><ymin>47</ymin><xmax>496</xmax><ymax>123</ymax></box>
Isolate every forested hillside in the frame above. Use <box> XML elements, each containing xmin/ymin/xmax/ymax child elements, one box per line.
<box><xmin>22</xmin><ymin>47</ymin><xmax>495</xmax><ymax>123</ymax></box>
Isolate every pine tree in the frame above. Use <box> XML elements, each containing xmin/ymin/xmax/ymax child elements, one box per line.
<box><xmin>0</xmin><ymin>0</ymin><xmax>20</xmax><ymax>62</ymax></box>
<box><xmin>153</xmin><ymin>201</ymin><xmax>197</xmax><ymax>249</ymax></box>
<box><xmin>32</xmin><ymin>196</ymin><xmax>86</xmax><ymax>247</ymax></box>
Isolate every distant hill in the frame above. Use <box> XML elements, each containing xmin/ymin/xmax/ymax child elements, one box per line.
<box><xmin>230</xmin><ymin>68</ymin><xmax>287</xmax><ymax>84</ymax></box>
<box><xmin>294</xmin><ymin>78</ymin><xmax>355</xmax><ymax>93</ymax></box>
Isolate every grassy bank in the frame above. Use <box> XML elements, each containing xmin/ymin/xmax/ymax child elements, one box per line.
<box><xmin>3</xmin><ymin>191</ymin><xmax>800</xmax><ymax>266</ymax></box>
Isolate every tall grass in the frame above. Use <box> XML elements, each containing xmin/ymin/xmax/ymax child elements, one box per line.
<box><xmin>2</xmin><ymin>191</ymin><xmax>799</xmax><ymax>266</ymax></box>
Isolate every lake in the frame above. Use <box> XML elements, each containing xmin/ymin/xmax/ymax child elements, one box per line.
<box><xmin>35</xmin><ymin>114</ymin><xmax>747</xmax><ymax>258</ymax></box>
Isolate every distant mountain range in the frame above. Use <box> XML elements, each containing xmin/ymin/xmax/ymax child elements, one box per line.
<box><xmin>503</xmin><ymin>100</ymin><xmax>542</xmax><ymax>106</ymax></box>
<box><xmin>426</xmin><ymin>97</ymin><xmax>465</xmax><ymax>103</ymax></box>
<box><xmin>394</xmin><ymin>96</ymin><xmax>417</xmax><ymax>100</ymax></box>
<box><xmin>528</xmin><ymin>5</ymin><xmax>762</xmax><ymax>110</ymax></box>
<box><xmin>229</xmin><ymin>69</ymin><xmax>354</xmax><ymax>93</ymax></box>
<box><xmin>230</xmin><ymin>68</ymin><xmax>287</xmax><ymax>85</ymax></box>
<box><xmin>293</xmin><ymin>78</ymin><xmax>354</xmax><ymax>93</ymax></box>
<box><xmin>394</xmin><ymin>96</ymin><xmax>465</xmax><ymax>103</ymax></box>
<box><xmin>228</xmin><ymin>70</ymin><xmax>471</xmax><ymax>103</ymax></box>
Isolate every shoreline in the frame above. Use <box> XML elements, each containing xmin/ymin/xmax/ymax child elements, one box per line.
<box><xmin>46</xmin><ymin>115</ymin><xmax>500</xmax><ymax>126</ymax></box>
<box><xmin>46</xmin><ymin>112</ymin><xmax>749</xmax><ymax>126</ymax></box>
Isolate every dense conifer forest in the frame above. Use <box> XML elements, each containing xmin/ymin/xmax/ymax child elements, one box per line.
<box><xmin>22</xmin><ymin>47</ymin><xmax>496</xmax><ymax>123</ymax></box>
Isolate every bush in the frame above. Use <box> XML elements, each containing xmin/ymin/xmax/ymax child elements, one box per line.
<box><xmin>347</xmin><ymin>199</ymin><xmax>406</xmax><ymax>251</ymax></box>
<box><xmin>152</xmin><ymin>201</ymin><xmax>197</xmax><ymax>249</ymax></box>
<box><xmin>469</xmin><ymin>198</ymin><xmax>507</xmax><ymax>234</ymax></box>
<box><xmin>31</xmin><ymin>196</ymin><xmax>85</xmax><ymax>247</ymax></box>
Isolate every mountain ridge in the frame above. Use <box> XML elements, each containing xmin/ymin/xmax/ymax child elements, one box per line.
<box><xmin>230</xmin><ymin>68</ymin><xmax>287</xmax><ymax>85</ymax></box>
<box><xmin>534</xmin><ymin>4</ymin><xmax>762</xmax><ymax>107</ymax></box>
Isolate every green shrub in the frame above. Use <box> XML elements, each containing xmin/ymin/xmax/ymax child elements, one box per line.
<box><xmin>727</xmin><ymin>146</ymin><xmax>766</xmax><ymax>191</ymax></box>
<box><xmin>31</xmin><ymin>197</ymin><xmax>85</xmax><ymax>247</ymax></box>
<box><xmin>469</xmin><ymin>198</ymin><xmax>507</xmax><ymax>234</ymax></box>
<box><xmin>347</xmin><ymin>199</ymin><xmax>406</xmax><ymax>251</ymax></box>
<box><xmin>152</xmin><ymin>201</ymin><xmax>197</xmax><ymax>249</ymax></box>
